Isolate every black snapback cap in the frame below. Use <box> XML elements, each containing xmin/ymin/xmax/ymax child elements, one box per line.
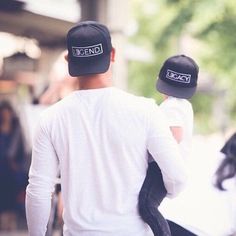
<box><xmin>66</xmin><ymin>21</ymin><xmax>112</xmax><ymax>77</ymax></box>
<box><xmin>156</xmin><ymin>55</ymin><xmax>199</xmax><ymax>99</ymax></box>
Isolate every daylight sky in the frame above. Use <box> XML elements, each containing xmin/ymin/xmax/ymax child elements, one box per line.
<box><xmin>23</xmin><ymin>0</ymin><xmax>80</xmax><ymax>22</ymax></box>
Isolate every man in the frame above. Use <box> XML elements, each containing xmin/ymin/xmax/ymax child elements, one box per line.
<box><xmin>26</xmin><ymin>21</ymin><xmax>187</xmax><ymax>236</ymax></box>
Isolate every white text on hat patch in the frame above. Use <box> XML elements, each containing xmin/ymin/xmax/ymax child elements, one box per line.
<box><xmin>166</xmin><ymin>69</ymin><xmax>191</xmax><ymax>83</ymax></box>
<box><xmin>72</xmin><ymin>43</ymin><xmax>103</xmax><ymax>57</ymax></box>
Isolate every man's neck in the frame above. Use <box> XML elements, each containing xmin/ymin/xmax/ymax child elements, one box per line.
<box><xmin>163</xmin><ymin>94</ymin><xmax>169</xmax><ymax>100</ymax></box>
<box><xmin>78</xmin><ymin>71</ymin><xmax>112</xmax><ymax>90</ymax></box>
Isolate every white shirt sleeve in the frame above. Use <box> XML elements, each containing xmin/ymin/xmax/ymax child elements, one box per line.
<box><xmin>147</xmin><ymin>102</ymin><xmax>188</xmax><ymax>198</ymax></box>
<box><xmin>160</xmin><ymin>100</ymin><xmax>183</xmax><ymax>127</ymax></box>
<box><xmin>26</xmin><ymin>115</ymin><xmax>59</xmax><ymax>236</ymax></box>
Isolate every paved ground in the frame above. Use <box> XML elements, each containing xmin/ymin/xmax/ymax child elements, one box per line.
<box><xmin>0</xmin><ymin>230</ymin><xmax>61</xmax><ymax>236</ymax></box>
<box><xmin>0</xmin><ymin>231</ymin><xmax>27</xmax><ymax>236</ymax></box>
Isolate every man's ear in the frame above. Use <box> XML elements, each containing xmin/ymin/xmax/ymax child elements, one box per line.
<box><xmin>64</xmin><ymin>52</ymin><xmax>69</xmax><ymax>62</ymax></box>
<box><xmin>110</xmin><ymin>47</ymin><xmax>115</xmax><ymax>62</ymax></box>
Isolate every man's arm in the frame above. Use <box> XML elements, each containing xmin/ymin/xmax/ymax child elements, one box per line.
<box><xmin>26</xmin><ymin>116</ymin><xmax>59</xmax><ymax>236</ymax></box>
<box><xmin>147</xmin><ymin>102</ymin><xmax>187</xmax><ymax>198</ymax></box>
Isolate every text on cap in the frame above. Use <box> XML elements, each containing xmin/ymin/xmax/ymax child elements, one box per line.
<box><xmin>72</xmin><ymin>43</ymin><xmax>103</xmax><ymax>58</ymax></box>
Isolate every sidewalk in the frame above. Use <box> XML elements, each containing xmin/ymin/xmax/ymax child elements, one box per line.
<box><xmin>0</xmin><ymin>230</ymin><xmax>61</xmax><ymax>236</ymax></box>
<box><xmin>0</xmin><ymin>231</ymin><xmax>27</xmax><ymax>236</ymax></box>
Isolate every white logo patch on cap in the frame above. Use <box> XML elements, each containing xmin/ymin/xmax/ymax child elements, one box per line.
<box><xmin>72</xmin><ymin>43</ymin><xmax>103</xmax><ymax>57</ymax></box>
<box><xmin>166</xmin><ymin>69</ymin><xmax>191</xmax><ymax>83</ymax></box>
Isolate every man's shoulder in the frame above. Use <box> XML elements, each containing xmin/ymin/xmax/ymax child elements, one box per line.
<box><xmin>109</xmin><ymin>89</ymin><xmax>159</xmax><ymax>118</ymax></box>
<box><xmin>117</xmin><ymin>89</ymin><xmax>156</xmax><ymax>105</ymax></box>
<box><xmin>39</xmin><ymin>94</ymin><xmax>74</xmax><ymax>122</ymax></box>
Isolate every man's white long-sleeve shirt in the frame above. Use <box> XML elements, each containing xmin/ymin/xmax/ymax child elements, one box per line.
<box><xmin>26</xmin><ymin>87</ymin><xmax>187</xmax><ymax>236</ymax></box>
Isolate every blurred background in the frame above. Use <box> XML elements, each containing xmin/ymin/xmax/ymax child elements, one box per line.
<box><xmin>0</xmin><ymin>0</ymin><xmax>236</xmax><ymax>235</ymax></box>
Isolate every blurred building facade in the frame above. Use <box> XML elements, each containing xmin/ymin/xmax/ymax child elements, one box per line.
<box><xmin>0</xmin><ymin>0</ymin><xmax>129</xmax><ymax>104</ymax></box>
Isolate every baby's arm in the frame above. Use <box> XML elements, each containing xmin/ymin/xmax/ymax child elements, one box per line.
<box><xmin>170</xmin><ymin>126</ymin><xmax>183</xmax><ymax>144</ymax></box>
<box><xmin>159</xmin><ymin>99</ymin><xmax>184</xmax><ymax>143</ymax></box>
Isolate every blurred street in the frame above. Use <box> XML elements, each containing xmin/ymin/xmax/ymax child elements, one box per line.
<box><xmin>0</xmin><ymin>230</ymin><xmax>61</xmax><ymax>236</ymax></box>
<box><xmin>0</xmin><ymin>132</ymin><xmax>235</xmax><ymax>236</ymax></box>
<box><xmin>0</xmin><ymin>232</ymin><xmax>27</xmax><ymax>236</ymax></box>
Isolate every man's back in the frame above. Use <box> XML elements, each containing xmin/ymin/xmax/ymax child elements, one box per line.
<box><xmin>51</xmin><ymin>87</ymin><xmax>152</xmax><ymax>235</ymax></box>
<box><xmin>27</xmin><ymin>87</ymin><xmax>186</xmax><ymax>236</ymax></box>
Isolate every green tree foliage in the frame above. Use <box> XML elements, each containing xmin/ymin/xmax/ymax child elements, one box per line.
<box><xmin>128</xmin><ymin>0</ymin><xmax>236</xmax><ymax>132</ymax></box>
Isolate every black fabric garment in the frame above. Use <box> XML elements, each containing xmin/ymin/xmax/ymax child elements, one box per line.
<box><xmin>168</xmin><ymin>220</ymin><xmax>198</xmax><ymax>236</ymax></box>
<box><xmin>138</xmin><ymin>161</ymin><xmax>171</xmax><ymax>236</ymax></box>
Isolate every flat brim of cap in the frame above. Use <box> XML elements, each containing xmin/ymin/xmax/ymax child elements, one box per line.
<box><xmin>68</xmin><ymin>54</ymin><xmax>110</xmax><ymax>77</ymax></box>
<box><xmin>156</xmin><ymin>79</ymin><xmax>196</xmax><ymax>99</ymax></box>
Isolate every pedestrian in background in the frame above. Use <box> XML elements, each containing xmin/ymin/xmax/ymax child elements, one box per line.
<box><xmin>215</xmin><ymin>132</ymin><xmax>236</xmax><ymax>235</ymax></box>
<box><xmin>0</xmin><ymin>100</ymin><xmax>29</xmax><ymax>230</ymax></box>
